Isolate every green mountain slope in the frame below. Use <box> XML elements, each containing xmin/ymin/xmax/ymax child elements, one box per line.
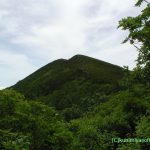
<box><xmin>12</xmin><ymin>55</ymin><xmax>124</xmax><ymax>116</ymax></box>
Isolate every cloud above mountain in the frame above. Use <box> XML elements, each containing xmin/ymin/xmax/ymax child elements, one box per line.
<box><xmin>0</xmin><ymin>0</ymin><xmax>143</xmax><ymax>87</ymax></box>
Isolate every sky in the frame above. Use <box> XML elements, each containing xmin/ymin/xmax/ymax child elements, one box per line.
<box><xmin>0</xmin><ymin>0</ymin><xmax>144</xmax><ymax>89</ymax></box>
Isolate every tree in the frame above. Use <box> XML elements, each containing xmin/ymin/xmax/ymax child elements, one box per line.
<box><xmin>118</xmin><ymin>0</ymin><xmax>150</xmax><ymax>85</ymax></box>
<box><xmin>0</xmin><ymin>89</ymin><xmax>74</xmax><ymax>150</ymax></box>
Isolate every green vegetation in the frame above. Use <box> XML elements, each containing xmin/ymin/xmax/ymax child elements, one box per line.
<box><xmin>12</xmin><ymin>55</ymin><xmax>123</xmax><ymax>120</ymax></box>
<box><xmin>0</xmin><ymin>89</ymin><xmax>73</xmax><ymax>150</ymax></box>
<box><xmin>118</xmin><ymin>0</ymin><xmax>150</xmax><ymax>84</ymax></box>
<box><xmin>1</xmin><ymin>84</ymin><xmax>150</xmax><ymax>149</ymax></box>
<box><xmin>1</xmin><ymin>1</ymin><xmax>150</xmax><ymax>149</ymax></box>
<box><xmin>12</xmin><ymin>55</ymin><xmax>123</xmax><ymax>99</ymax></box>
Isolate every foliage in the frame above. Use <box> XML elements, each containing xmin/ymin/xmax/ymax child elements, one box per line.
<box><xmin>118</xmin><ymin>1</ymin><xmax>150</xmax><ymax>84</ymax></box>
<box><xmin>12</xmin><ymin>55</ymin><xmax>123</xmax><ymax>99</ymax></box>
<box><xmin>0</xmin><ymin>90</ymin><xmax>72</xmax><ymax>150</ymax></box>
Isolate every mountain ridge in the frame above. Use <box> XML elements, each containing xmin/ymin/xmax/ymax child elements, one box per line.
<box><xmin>12</xmin><ymin>54</ymin><xmax>124</xmax><ymax>112</ymax></box>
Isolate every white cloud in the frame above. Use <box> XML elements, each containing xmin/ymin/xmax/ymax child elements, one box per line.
<box><xmin>0</xmin><ymin>0</ymin><xmax>144</xmax><ymax>87</ymax></box>
<box><xmin>0</xmin><ymin>49</ymin><xmax>36</xmax><ymax>87</ymax></box>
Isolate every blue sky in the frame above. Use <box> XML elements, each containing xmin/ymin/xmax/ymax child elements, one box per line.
<box><xmin>0</xmin><ymin>0</ymin><xmax>144</xmax><ymax>88</ymax></box>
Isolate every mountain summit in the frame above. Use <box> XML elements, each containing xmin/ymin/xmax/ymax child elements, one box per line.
<box><xmin>12</xmin><ymin>55</ymin><xmax>124</xmax><ymax>111</ymax></box>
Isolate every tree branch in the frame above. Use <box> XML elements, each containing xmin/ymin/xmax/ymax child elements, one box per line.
<box><xmin>144</xmin><ymin>0</ymin><xmax>149</xmax><ymax>4</ymax></box>
<box><xmin>133</xmin><ymin>43</ymin><xmax>141</xmax><ymax>51</ymax></box>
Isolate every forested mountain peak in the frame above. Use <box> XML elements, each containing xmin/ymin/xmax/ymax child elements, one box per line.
<box><xmin>10</xmin><ymin>54</ymin><xmax>124</xmax><ymax>115</ymax></box>
<box><xmin>12</xmin><ymin>54</ymin><xmax>123</xmax><ymax>97</ymax></box>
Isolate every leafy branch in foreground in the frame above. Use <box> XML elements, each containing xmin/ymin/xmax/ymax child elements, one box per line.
<box><xmin>118</xmin><ymin>1</ymin><xmax>150</xmax><ymax>84</ymax></box>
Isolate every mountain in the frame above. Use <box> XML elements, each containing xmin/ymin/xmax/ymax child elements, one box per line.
<box><xmin>12</xmin><ymin>55</ymin><xmax>124</xmax><ymax>116</ymax></box>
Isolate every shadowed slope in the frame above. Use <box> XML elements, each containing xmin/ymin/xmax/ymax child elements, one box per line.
<box><xmin>12</xmin><ymin>55</ymin><xmax>124</xmax><ymax>113</ymax></box>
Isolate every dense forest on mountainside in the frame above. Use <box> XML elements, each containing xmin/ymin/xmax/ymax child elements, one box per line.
<box><xmin>0</xmin><ymin>0</ymin><xmax>150</xmax><ymax>149</ymax></box>
<box><xmin>12</xmin><ymin>55</ymin><xmax>124</xmax><ymax>120</ymax></box>
<box><xmin>12</xmin><ymin>55</ymin><xmax>123</xmax><ymax>98</ymax></box>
